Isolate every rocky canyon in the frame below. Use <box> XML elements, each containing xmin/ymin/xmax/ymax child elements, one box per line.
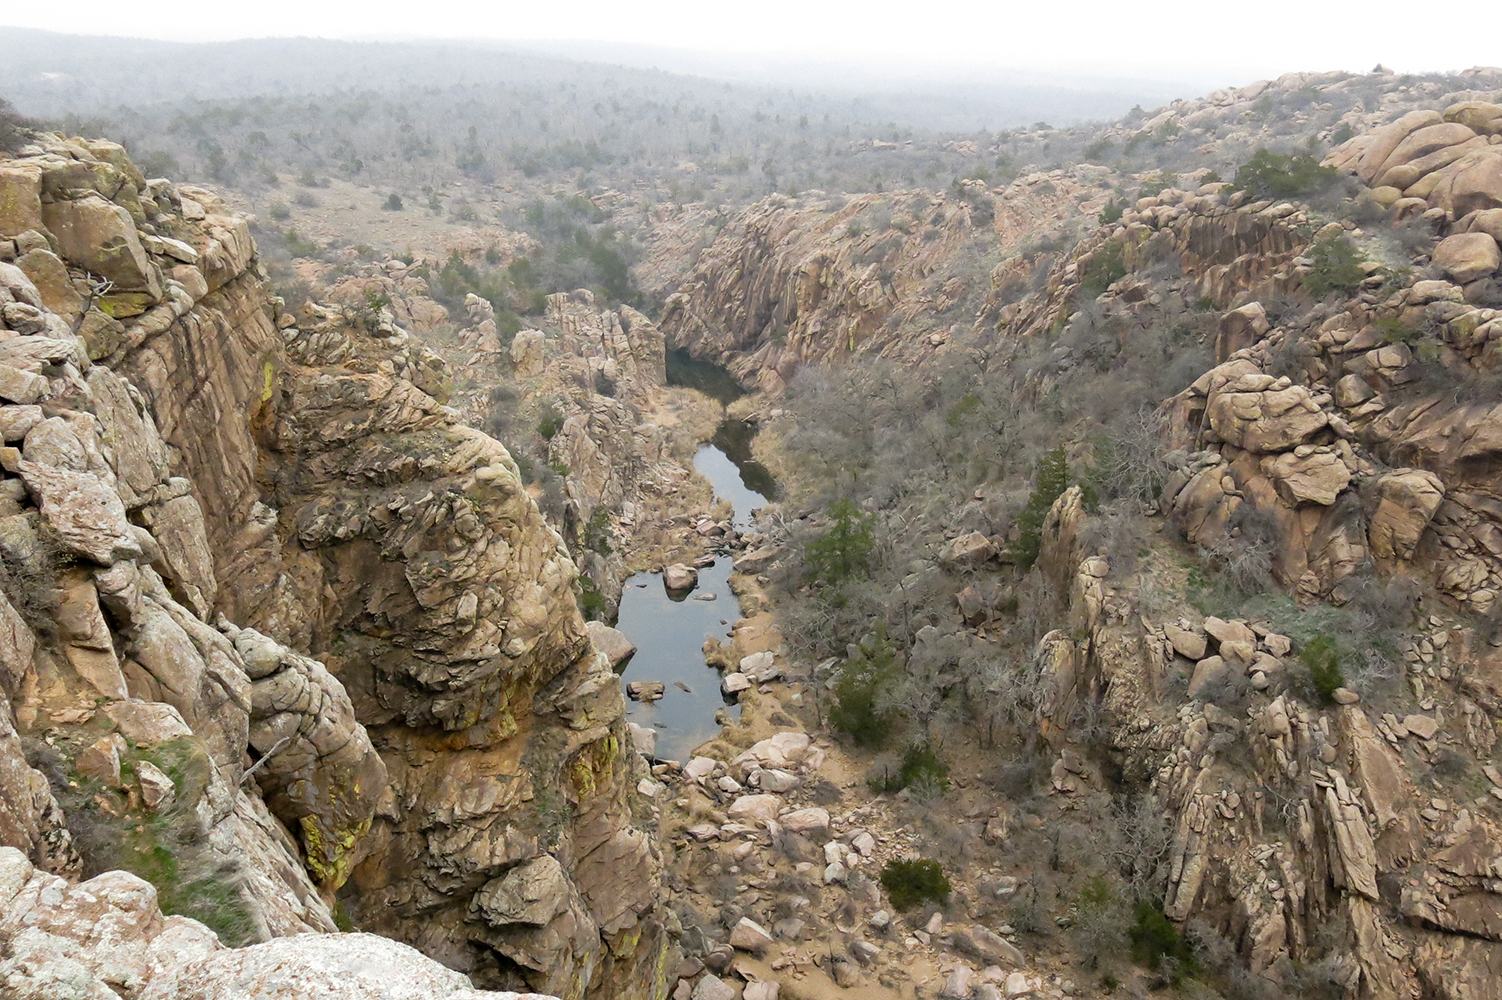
<box><xmin>1</xmin><ymin>37</ymin><xmax>1502</xmax><ymax>1000</ymax></box>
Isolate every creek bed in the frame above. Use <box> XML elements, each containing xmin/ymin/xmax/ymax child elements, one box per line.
<box><xmin>616</xmin><ymin>354</ymin><xmax>774</xmax><ymax>761</ymax></box>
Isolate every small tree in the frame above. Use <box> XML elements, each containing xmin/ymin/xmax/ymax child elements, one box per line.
<box><xmin>1128</xmin><ymin>902</ymin><xmax>1195</xmax><ymax>978</ymax></box>
<box><xmin>804</xmin><ymin>498</ymin><xmax>874</xmax><ymax>585</ymax></box>
<box><xmin>383</xmin><ymin>193</ymin><xmax>404</xmax><ymax>211</ymax></box>
<box><xmin>829</xmin><ymin>637</ymin><xmax>899</xmax><ymax>748</ymax></box>
<box><xmin>1014</xmin><ymin>446</ymin><xmax>1072</xmax><ymax>570</ymax></box>
<box><xmin>1301</xmin><ymin>636</ymin><xmax>1345</xmax><ymax>704</ymax></box>
<box><xmin>1232</xmin><ymin>148</ymin><xmax>1338</xmax><ymax>201</ymax></box>
<box><xmin>1077</xmin><ymin>239</ymin><xmax>1127</xmax><ymax>301</ymax></box>
<box><xmin>880</xmin><ymin>858</ymin><xmax>951</xmax><ymax>911</ymax></box>
<box><xmin>1302</xmin><ymin>234</ymin><xmax>1367</xmax><ymax>299</ymax></box>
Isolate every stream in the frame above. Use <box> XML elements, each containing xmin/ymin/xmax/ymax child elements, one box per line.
<box><xmin>614</xmin><ymin>353</ymin><xmax>774</xmax><ymax>762</ymax></box>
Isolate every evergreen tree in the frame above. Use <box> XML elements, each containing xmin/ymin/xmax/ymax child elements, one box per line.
<box><xmin>804</xmin><ymin>498</ymin><xmax>875</xmax><ymax>584</ymax></box>
<box><xmin>1014</xmin><ymin>446</ymin><xmax>1072</xmax><ymax>570</ymax></box>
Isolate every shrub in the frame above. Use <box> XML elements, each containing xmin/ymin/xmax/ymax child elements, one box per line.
<box><xmin>1098</xmin><ymin>200</ymin><xmax>1124</xmax><ymax>225</ymax></box>
<box><xmin>1073</xmin><ymin>875</ymin><xmax>1131</xmax><ymax>969</ymax></box>
<box><xmin>536</xmin><ymin>403</ymin><xmax>564</xmax><ymax>440</ymax></box>
<box><xmin>582</xmin><ymin>508</ymin><xmax>613</xmax><ymax>555</ymax></box>
<box><xmin>576</xmin><ymin>574</ymin><xmax>608</xmax><ymax>621</ymax></box>
<box><xmin>880</xmin><ymin>857</ymin><xmax>951</xmax><ymax>911</ymax></box>
<box><xmin>1301</xmin><ymin>635</ymin><xmax>1345</xmax><ymax>704</ymax></box>
<box><xmin>1232</xmin><ymin>148</ymin><xmax>1339</xmax><ymax>201</ymax></box>
<box><xmin>829</xmin><ymin>639</ymin><xmax>899</xmax><ymax>748</ymax></box>
<box><xmin>868</xmin><ymin>741</ymin><xmax>951</xmax><ymax>794</ymax></box>
<box><xmin>1077</xmin><ymin>239</ymin><xmax>1127</xmax><ymax>301</ymax></box>
<box><xmin>803</xmin><ymin>498</ymin><xmax>874</xmax><ymax>585</ymax></box>
<box><xmin>1128</xmin><ymin>901</ymin><xmax>1194</xmax><ymax>974</ymax></box>
<box><xmin>1302</xmin><ymin>233</ymin><xmax>1367</xmax><ymax>299</ymax></box>
<box><xmin>1014</xmin><ymin>446</ymin><xmax>1073</xmax><ymax>570</ymax></box>
<box><xmin>268</xmin><ymin>201</ymin><xmax>291</xmax><ymax>221</ymax></box>
<box><xmin>282</xmin><ymin>229</ymin><xmax>319</xmax><ymax>257</ymax></box>
<box><xmin>384</xmin><ymin>193</ymin><xmax>404</xmax><ymax>211</ymax></box>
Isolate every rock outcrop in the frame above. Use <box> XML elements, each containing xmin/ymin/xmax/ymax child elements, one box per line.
<box><xmin>0</xmin><ymin>134</ymin><xmax>668</xmax><ymax>999</ymax></box>
<box><xmin>994</xmin><ymin>100</ymin><xmax>1502</xmax><ymax>997</ymax></box>
<box><xmin>657</xmin><ymin>176</ymin><xmax>1109</xmax><ymax>393</ymax></box>
<box><xmin>0</xmin><ymin>846</ymin><xmax>542</xmax><ymax>1000</ymax></box>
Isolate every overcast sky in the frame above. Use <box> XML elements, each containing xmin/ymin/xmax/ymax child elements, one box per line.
<box><xmin>2</xmin><ymin>1</ymin><xmax>1499</xmax><ymax>84</ymax></box>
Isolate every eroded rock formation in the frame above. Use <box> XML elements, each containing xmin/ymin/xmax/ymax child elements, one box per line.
<box><xmin>0</xmin><ymin>134</ymin><xmax>667</xmax><ymax>998</ymax></box>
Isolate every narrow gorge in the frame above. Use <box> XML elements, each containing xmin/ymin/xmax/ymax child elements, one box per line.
<box><xmin>2</xmin><ymin>47</ymin><xmax>1502</xmax><ymax>1000</ymax></box>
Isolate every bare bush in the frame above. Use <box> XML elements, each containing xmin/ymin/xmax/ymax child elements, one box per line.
<box><xmin>1200</xmin><ymin>505</ymin><xmax>1277</xmax><ymax>595</ymax></box>
<box><xmin>1078</xmin><ymin>499</ymin><xmax>1154</xmax><ymax>576</ymax></box>
<box><xmin>1105</xmin><ymin>794</ymin><xmax>1171</xmax><ymax>902</ymax></box>
<box><xmin>1092</xmin><ymin>409</ymin><xmax>1172</xmax><ymax>505</ymax></box>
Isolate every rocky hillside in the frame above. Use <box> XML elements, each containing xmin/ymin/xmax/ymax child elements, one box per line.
<box><xmin>0</xmin><ymin>133</ymin><xmax>667</xmax><ymax>997</ymax></box>
<box><xmin>731</xmin><ymin>88</ymin><xmax>1502</xmax><ymax>999</ymax></box>
<box><xmin>654</xmin><ymin>69</ymin><xmax>1502</xmax><ymax>393</ymax></box>
<box><xmin>8</xmin><ymin>59</ymin><xmax>1502</xmax><ymax>1000</ymax></box>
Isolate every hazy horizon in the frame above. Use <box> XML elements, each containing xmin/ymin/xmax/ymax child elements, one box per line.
<box><xmin>3</xmin><ymin>3</ymin><xmax>1499</xmax><ymax>89</ymax></box>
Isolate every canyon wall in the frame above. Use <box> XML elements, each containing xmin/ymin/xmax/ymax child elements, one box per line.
<box><xmin>0</xmin><ymin>134</ymin><xmax>667</xmax><ymax>999</ymax></box>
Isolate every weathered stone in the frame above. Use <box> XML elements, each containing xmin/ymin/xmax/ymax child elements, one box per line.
<box><xmin>721</xmin><ymin>672</ymin><xmax>751</xmax><ymax>695</ymax></box>
<box><xmin>955</xmin><ymin>925</ymin><xmax>1025</xmax><ymax>967</ymax></box>
<box><xmin>1164</xmin><ymin>624</ymin><xmax>1208</xmax><ymax>661</ymax></box>
<box><xmin>940</xmin><ymin>964</ymin><xmax>975</xmax><ymax>998</ymax></box>
<box><xmin>1216</xmin><ymin>302</ymin><xmax>1270</xmax><ymax>361</ymax></box>
<box><xmin>473</xmin><ymin>855</ymin><xmax>571</xmax><ymax>926</ymax></box>
<box><xmin>0</xmin><ymin>406</ymin><xmax>43</xmax><ymax>443</ymax></box>
<box><xmin>0</xmin><ymin>363</ymin><xmax>48</xmax><ymax>405</ymax></box>
<box><xmin>1187</xmin><ymin>656</ymin><xmax>1229</xmax><ymax>699</ymax></box>
<box><xmin>744</xmin><ymin>981</ymin><xmax>779</xmax><ymax>1000</ymax></box>
<box><xmin>17</xmin><ymin>461</ymin><xmax>140</xmax><ymax>565</ymax></box>
<box><xmin>1333</xmin><ymin>373</ymin><xmax>1376</xmax><ymax>407</ymax></box>
<box><xmin>729</xmin><ymin>917</ymin><xmax>774</xmax><ymax>955</ymax></box>
<box><xmin>628</xmin><ymin>722</ymin><xmax>656</xmax><ymax>758</ymax></box>
<box><xmin>663</xmin><ymin>563</ymin><xmax>698</xmax><ymax>590</ymax></box>
<box><xmin>727</xmin><ymin>795</ymin><xmax>781</xmax><ymax>824</ymax></box>
<box><xmin>15</xmin><ymin>249</ymin><xmax>83</xmax><ymax>322</ymax></box>
<box><xmin>692</xmin><ymin>974</ymin><xmax>737</xmax><ymax>1000</ymax></box>
<box><xmin>1402</xmin><ymin>714</ymin><xmax>1439</xmax><ymax>740</ymax></box>
<box><xmin>1368</xmin><ymin>469</ymin><xmax>1445</xmax><ymax>564</ymax></box>
<box><xmin>153</xmin><ymin>931</ymin><xmax>527</xmax><ymax>999</ymax></box>
<box><xmin>41</xmin><ymin>193</ymin><xmax>161</xmax><ymax>298</ymax></box>
<box><xmin>1262</xmin><ymin>449</ymin><xmax>1350</xmax><ymax>506</ymax></box>
<box><xmin>75</xmin><ymin>734</ymin><xmax>125</xmax><ymax>787</ymax></box>
<box><xmin>104</xmin><ymin>701</ymin><xmax>194</xmax><ymax>743</ymax></box>
<box><xmin>1203</xmin><ymin>617</ymin><xmax>1256</xmax><ymax>647</ymax></box>
<box><xmin>779</xmin><ymin>807</ymin><xmax>830</xmax><ymax>835</ymax></box>
<box><xmin>1205</xmin><ymin>375</ymin><xmax>1328</xmax><ymax>452</ymax></box>
<box><xmin>1445</xmin><ymin>102</ymin><xmax>1502</xmax><ymax>136</ymax></box>
<box><xmin>0</xmin><ymin>163</ymin><xmax>44</xmax><ymax>238</ymax></box>
<box><xmin>135</xmin><ymin>759</ymin><xmax>176</xmax><ymax>810</ymax></box>
<box><xmin>511</xmin><ymin>329</ymin><xmax>546</xmax><ymax>377</ymax></box>
<box><xmin>626</xmin><ymin>681</ymin><xmax>665</xmax><ymax>702</ymax></box>
<box><xmin>585</xmin><ymin>621</ymin><xmax>636</xmax><ymax>668</ymax></box>
<box><xmin>733</xmin><ymin>545</ymin><xmax>784</xmax><ymax>574</ymax></box>
<box><xmin>1433</xmin><ymin>233</ymin><xmax>1501</xmax><ymax>283</ymax></box>
<box><xmin>956</xmin><ymin>585</ymin><xmax>986</xmax><ymax>625</ymax></box>
<box><xmin>941</xmin><ymin>531</ymin><xmax>995</xmax><ymax>568</ymax></box>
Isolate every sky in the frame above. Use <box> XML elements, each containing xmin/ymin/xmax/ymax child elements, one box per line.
<box><xmin>2</xmin><ymin>0</ymin><xmax>1500</xmax><ymax>84</ymax></box>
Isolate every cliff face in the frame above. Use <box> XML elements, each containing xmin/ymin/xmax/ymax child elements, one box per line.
<box><xmin>1003</xmin><ymin>103</ymin><xmax>1502</xmax><ymax>998</ymax></box>
<box><xmin>656</xmin><ymin>176</ymin><xmax>1109</xmax><ymax>393</ymax></box>
<box><xmin>0</xmin><ymin>134</ymin><xmax>666</xmax><ymax>999</ymax></box>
